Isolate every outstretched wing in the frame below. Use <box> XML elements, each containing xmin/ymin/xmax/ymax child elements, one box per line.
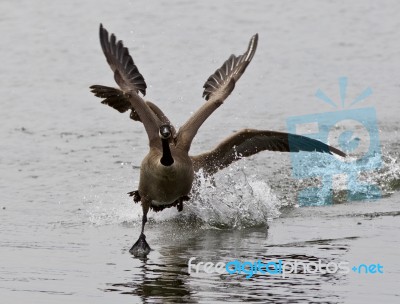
<box><xmin>99</xmin><ymin>24</ymin><xmax>147</xmax><ymax>95</ymax></box>
<box><xmin>97</xmin><ymin>24</ymin><xmax>159</xmax><ymax>146</ymax></box>
<box><xmin>176</xmin><ymin>34</ymin><xmax>258</xmax><ymax>152</ymax></box>
<box><xmin>202</xmin><ymin>34</ymin><xmax>258</xmax><ymax>101</ymax></box>
<box><xmin>191</xmin><ymin>129</ymin><xmax>346</xmax><ymax>175</ymax></box>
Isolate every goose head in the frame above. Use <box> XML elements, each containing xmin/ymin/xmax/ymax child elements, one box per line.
<box><xmin>159</xmin><ymin>124</ymin><xmax>172</xmax><ymax>140</ymax></box>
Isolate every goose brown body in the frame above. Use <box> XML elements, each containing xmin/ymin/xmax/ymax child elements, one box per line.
<box><xmin>139</xmin><ymin>147</ymin><xmax>193</xmax><ymax>207</ymax></box>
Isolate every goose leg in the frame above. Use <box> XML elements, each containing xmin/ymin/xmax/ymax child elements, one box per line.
<box><xmin>129</xmin><ymin>200</ymin><xmax>151</xmax><ymax>257</ymax></box>
<box><xmin>177</xmin><ymin>199</ymin><xmax>183</xmax><ymax>212</ymax></box>
<box><xmin>177</xmin><ymin>195</ymin><xmax>190</xmax><ymax>212</ymax></box>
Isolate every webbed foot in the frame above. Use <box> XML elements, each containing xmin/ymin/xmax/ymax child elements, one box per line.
<box><xmin>129</xmin><ymin>233</ymin><xmax>151</xmax><ymax>257</ymax></box>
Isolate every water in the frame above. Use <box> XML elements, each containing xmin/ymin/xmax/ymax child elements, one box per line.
<box><xmin>1</xmin><ymin>0</ymin><xmax>400</xmax><ymax>303</ymax></box>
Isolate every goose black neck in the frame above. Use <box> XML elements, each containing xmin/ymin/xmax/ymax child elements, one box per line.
<box><xmin>160</xmin><ymin>138</ymin><xmax>174</xmax><ymax>166</ymax></box>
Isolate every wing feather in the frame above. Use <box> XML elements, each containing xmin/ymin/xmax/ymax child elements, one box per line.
<box><xmin>191</xmin><ymin>129</ymin><xmax>346</xmax><ymax>175</ymax></box>
<box><xmin>176</xmin><ymin>34</ymin><xmax>258</xmax><ymax>151</ymax></box>
<box><xmin>99</xmin><ymin>24</ymin><xmax>147</xmax><ymax>96</ymax></box>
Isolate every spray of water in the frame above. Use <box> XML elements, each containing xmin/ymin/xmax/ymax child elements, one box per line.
<box><xmin>84</xmin><ymin>161</ymin><xmax>281</xmax><ymax>228</ymax></box>
<box><xmin>180</xmin><ymin>166</ymin><xmax>281</xmax><ymax>228</ymax></box>
<box><xmin>293</xmin><ymin>150</ymin><xmax>400</xmax><ymax>204</ymax></box>
<box><xmin>84</xmin><ymin>151</ymin><xmax>399</xmax><ymax>227</ymax></box>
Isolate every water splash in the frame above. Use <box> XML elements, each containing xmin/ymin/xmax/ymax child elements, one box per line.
<box><xmin>146</xmin><ymin>163</ymin><xmax>282</xmax><ymax>229</ymax></box>
<box><xmin>83</xmin><ymin>151</ymin><xmax>399</xmax><ymax>227</ymax></box>
<box><xmin>180</xmin><ymin>166</ymin><xmax>281</xmax><ymax>229</ymax></box>
<box><xmin>84</xmin><ymin>162</ymin><xmax>281</xmax><ymax>228</ymax></box>
<box><xmin>84</xmin><ymin>192</ymin><xmax>141</xmax><ymax>226</ymax></box>
<box><xmin>294</xmin><ymin>150</ymin><xmax>400</xmax><ymax>204</ymax></box>
<box><xmin>83</xmin><ymin>173</ymin><xmax>142</xmax><ymax>226</ymax></box>
<box><xmin>371</xmin><ymin>152</ymin><xmax>400</xmax><ymax>193</ymax></box>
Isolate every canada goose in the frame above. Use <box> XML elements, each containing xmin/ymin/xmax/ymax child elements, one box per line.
<box><xmin>90</xmin><ymin>24</ymin><xmax>346</xmax><ymax>257</ymax></box>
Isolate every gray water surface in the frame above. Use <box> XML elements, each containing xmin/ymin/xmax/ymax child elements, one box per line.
<box><xmin>1</xmin><ymin>0</ymin><xmax>400</xmax><ymax>303</ymax></box>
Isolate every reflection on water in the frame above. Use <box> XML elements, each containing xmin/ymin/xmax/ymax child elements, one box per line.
<box><xmin>104</xmin><ymin>227</ymin><xmax>355</xmax><ymax>303</ymax></box>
